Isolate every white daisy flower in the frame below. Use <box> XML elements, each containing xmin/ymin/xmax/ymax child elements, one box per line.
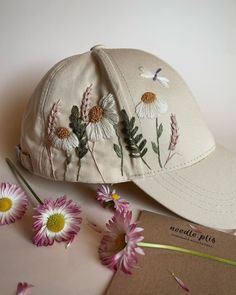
<box><xmin>0</xmin><ymin>182</ymin><xmax>28</xmax><ymax>225</ymax></box>
<box><xmin>49</xmin><ymin>127</ymin><xmax>79</xmax><ymax>151</ymax></box>
<box><xmin>86</xmin><ymin>93</ymin><xmax>119</xmax><ymax>142</ymax></box>
<box><xmin>135</xmin><ymin>92</ymin><xmax>168</xmax><ymax>119</ymax></box>
<box><xmin>33</xmin><ymin>196</ymin><xmax>82</xmax><ymax>247</ymax></box>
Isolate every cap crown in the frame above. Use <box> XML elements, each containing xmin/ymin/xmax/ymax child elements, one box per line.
<box><xmin>19</xmin><ymin>47</ymin><xmax>215</xmax><ymax>183</ymax></box>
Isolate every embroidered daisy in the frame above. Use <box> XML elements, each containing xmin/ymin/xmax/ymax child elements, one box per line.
<box><xmin>49</xmin><ymin>126</ymin><xmax>79</xmax><ymax>152</ymax></box>
<box><xmin>135</xmin><ymin>91</ymin><xmax>168</xmax><ymax>119</ymax></box>
<box><xmin>33</xmin><ymin>196</ymin><xmax>82</xmax><ymax>247</ymax></box>
<box><xmin>86</xmin><ymin>93</ymin><xmax>119</xmax><ymax>142</ymax></box>
<box><xmin>0</xmin><ymin>182</ymin><xmax>28</xmax><ymax>225</ymax></box>
<box><xmin>96</xmin><ymin>185</ymin><xmax>129</xmax><ymax>213</ymax></box>
<box><xmin>98</xmin><ymin>210</ymin><xmax>144</xmax><ymax>274</ymax></box>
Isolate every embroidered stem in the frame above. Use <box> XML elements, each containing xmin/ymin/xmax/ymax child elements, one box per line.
<box><xmin>113</xmin><ymin>126</ymin><xmax>124</xmax><ymax>176</ymax></box>
<box><xmin>48</xmin><ymin>146</ymin><xmax>56</xmax><ymax>179</ymax></box>
<box><xmin>64</xmin><ymin>151</ymin><xmax>71</xmax><ymax>181</ymax></box>
<box><xmin>5</xmin><ymin>158</ymin><xmax>43</xmax><ymax>205</ymax></box>
<box><xmin>88</xmin><ymin>142</ymin><xmax>106</xmax><ymax>183</ymax></box>
<box><xmin>48</xmin><ymin>100</ymin><xmax>61</xmax><ymax>177</ymax></box>
<box><xmin>164</xmin><ymin>114</ymin><xmax>179</xmax><ymax>167</ymax></box>
<box><xmin>138</xmin><ymin>242</ymin><xmax>236</xmax><ymax>267</ymax></box>
<box><xmin>152</xmin><ymin>118</ymin><xmax>163</xmax><ymax>168</ymax></box>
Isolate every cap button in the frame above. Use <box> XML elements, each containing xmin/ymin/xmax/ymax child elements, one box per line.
<box><xmin>90</xmin><ymin>44</ymin><xmax>105</xmax><ymax>51</ymax></box>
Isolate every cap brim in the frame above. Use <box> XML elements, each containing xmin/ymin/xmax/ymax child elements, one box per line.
<box><xmin>133</xmin><ymin>145</ymin><xmax>236</xmax><ymax>230</ymax></box>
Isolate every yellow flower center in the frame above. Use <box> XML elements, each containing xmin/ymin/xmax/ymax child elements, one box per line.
<box><xmin>112</xmin><ymin>193</ymin><xmax>120</xmax><ymax>201</ymax></box>
<box><xmin>0</xmin><ymin>197</ymin><xmax>12</xmax><ymax>212</ymax></box>
<box><xmin>56</xmin><ymin>127</ymin><xmax>71</xmax><ymax>139</ymax></box>
<box><xmin>88</xmin><ymin>106</ymin><xmax>104</xmax><ymax>123</ymax></box>
<box><xmin>46</xmin><ymin>213</ymin><xmax>65</xmax><ymax>233</ymax></box>
<box><xmin>113</xmin><ymin>233</ymin><xmax>127</xmax><ymax>252</ymax></box>
<box><xmin>141</xmin><ymin>92</ymin><xmax>156</xmax><ymax>104</ymax></box>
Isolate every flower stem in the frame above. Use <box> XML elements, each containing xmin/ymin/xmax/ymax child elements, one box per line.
<box><xmin>137</xmin><ymin>242</ymin><xmax>236</xmax><ymax>267</ymax></box>
<box><xmin>5</xmin><ymin>158</ymin><xmax>43</xmax><ymax>205</ymax></box>
<box><xmin>156</xmin><ymin>118</ymin><xmax>163</xmax><ymax>168</ymax></box>
<box><xmin>114</xmin><ymin>126</ymin><xmax>124</xmax><ymax>176</ymax></box>
<box><xmin>141</xmin><ymin>157</ymin><xmax>151</xmax><ymax>170</ymax></box>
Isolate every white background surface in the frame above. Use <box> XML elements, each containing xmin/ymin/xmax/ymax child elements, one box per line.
<box><xmin>0</xmin><ymin>1</ymin><xmax>236</xmax><ymax>294</ymax></box>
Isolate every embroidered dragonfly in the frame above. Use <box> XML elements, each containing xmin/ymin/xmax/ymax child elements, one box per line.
<box><xmin>138</xmin><ymin>66</ymin><xmax>170</xmax><ymax>87</ymax></box>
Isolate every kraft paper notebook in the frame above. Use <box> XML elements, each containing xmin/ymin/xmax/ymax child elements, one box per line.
<box><xmin>105</xmin><ymin>210</ymin><xmax>236</xmax><ymax>295</ymax></box>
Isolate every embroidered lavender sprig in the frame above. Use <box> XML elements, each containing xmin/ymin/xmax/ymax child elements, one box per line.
<box><xmin>81</xmin><ymin>84</ymin><xmax>92</xmax><ymax>122</ymax></box>
<box><xmin>164</xmin><ymin>114</ymin><xmax>179</xmax><ymax>167</ymax></box>
<box><xmin>47</xmin><ymin>100</ymin><xmax>61</xmax><ymax>178</ymax></box>
<box><xmin>48</xmin><ymin>100</ymin><xmax>61</xmax><ymax>139</ymax></box>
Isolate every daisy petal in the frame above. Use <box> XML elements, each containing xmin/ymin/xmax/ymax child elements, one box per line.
<box><xmin>16</xmin><ymin>282</ymin><xmax>34</xmax><ymax>295</ymax></box>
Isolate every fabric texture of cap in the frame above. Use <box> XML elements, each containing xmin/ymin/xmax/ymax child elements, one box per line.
<box><xmin>17</xmin><ymin>46</ymin><xmax>236</xmax><ymax>229</ymax></box>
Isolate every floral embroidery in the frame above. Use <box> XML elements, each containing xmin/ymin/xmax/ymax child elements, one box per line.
<box><xmin>81</xmin><ymin>84</ymin><xmax>92</xmax><ymax>122</ymax></box>
<box><xmin>70</xmin><ymin>86</ymin><xmax>120</xmax><ymax>182</ymax></box>
<box><xmin>69</xmin><ymin>105</ymin><xmax>88</xmax><ymax>181</ymax></box>
<box><xmin>120</xmin><ymin>109</ymin><xmax>151</xmax><ymax>170</ymax></box>
<box><xmin>48</xmin><ymin>101</ymin><xmax>78</xmax><ymax>180</ymax></box>
<box><xmin>139</xmin><ymin>66</ymin><xmax>170</xmax><ymax>87</ymax></box>
<box><xmin>151</xmin><ymin>118</ymin><xmax>164</xmax><ymax>168</ymax></box>
<box><xmin>164</xmin><ymin>114</ymin><xmax>179</xmax><ymax>167</ymax></box>
<box><xmin>86</xmin><ymin>93</ymin><xmax>119</xmax><ymax>142</ymax></box>
<box><xmin>135</xmin><ymin>91</ymin><xmax>168</xmax><ymax>119</ymax></box>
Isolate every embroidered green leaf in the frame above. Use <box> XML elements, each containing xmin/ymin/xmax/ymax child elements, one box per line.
<box><xmin>69</xmin><ymin>106</ymin><xmax>88</xmax><ymax>160</ymax></box>
<box><xmin>139</xmin><ymin>139</ymin><xmax>147</xmax><ymax>151</ymax></box>
<box><xmin>69</xmin><ymin>105</ymin><xmax>88</xmax><ymax>181</ymax></box>
<box><xmin>113</xmin><ymin>144</ymin><xmax>122</xmax><ymax>158</ymax></box>
<box><xmin>153</xmin><ymin>118</ymin><xmax>163</xmax><ymax>168</ymax></box>
<box><xmin>151</xmin><ymin>141</ymin><xmax>159</xmax><ymax>154</ymax></box>
<box><xmin>158</xmin><ymin>123</ymin><xmax>163</xmax><ymax>138</ymax></box>
<box><xmin>131</xmin><ymin>126</ymin><xmax>138</xmax><ymax>137</ymax></box>
<box><xmin>134</xmin><ymin>134</ymin><xmax>143</xmax><ymax>144</ymax></box>
<box><xmin>120</xmin><ymin>109</ymin><xmax>151</xmax><ymax>170</ymax></box>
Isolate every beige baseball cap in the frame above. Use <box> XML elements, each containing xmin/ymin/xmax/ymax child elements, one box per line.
<box><xmin>17</xmin><ymin>45</ymin><xmax>236</xmax><ymax>229</ymax></box>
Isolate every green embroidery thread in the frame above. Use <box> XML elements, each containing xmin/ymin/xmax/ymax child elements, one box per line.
<box><xmin>120</xmin><ymin>109</ymin><xmax>151</xmax><ymax>170</ymax></box>
<box><xmin>69</xmin><ymin>106</ymin><xmax>88</xmax><ymax>181</ymax></box>
<box><xmin>151</xmin><ymin>117</ymin><xmax>163</xmax><ymax>168</ymax></box>
<box><xmin>113</xmin><ymin>126</ymin><xmax>124</xmax><ymax>176</ymax></box>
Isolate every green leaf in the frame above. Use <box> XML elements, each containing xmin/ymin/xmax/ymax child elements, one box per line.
<box><xmin>113</xmin><ymin>144</ymin><xmax>122</xmax><ymax>158</ymax></box>
<box><xmin>77</xmin><ymin>148</ymin><xmax>88</xmax><ymax>159</ymax></box>
<box><xmin>134</xmin><ymin>134</ymin><xmax>143</xmax><ymax>144</ymax></box>
<box><xmin>139</xmin><ymin>139</ymin><xmax>147</xmax><ymax>151</ymax></box>
<box><xmin>66</xmin><ymin>153</ymin><xmax>72</xmax><ymax>165</ymax></box>
<box><xmin>140</xmin><ymin>147</ymin><xmax>148</xmax><ymax>157</ymax></box>
<box><xmin>151</xmin><ymin>142</ymin><xmax>159</xmax><ymax>154</ymax></box>
<box><xmin>129</xmin><ymin>154</ymin><xmax>140</xmax><ymax>158</ymax></box>
<box><xmin>121</xmin><ymin>109</ymin><xmax>129</xmax><ymax>126</ymax></box>
<box><xmin>127</xmin><ymin>146</ymin><xmax>139</xmax><ymax>154</ymax></box>
<box><xmin>158</xmin><ymin>123</ymin><xmax>163</xmax><ymax>138</ymax></box>
<box><xmin>130</xmin><ymin>117</ymin><xmax>135</xmax><ymax>129</ymax></box>
<box><xmin>131</xmin><ymin>126</ymin><xmax>138</xmax><ymax>137</ymax></box>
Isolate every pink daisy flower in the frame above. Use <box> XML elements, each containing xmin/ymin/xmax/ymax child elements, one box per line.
<box><xmin>33</xmin><ymin>196</ymin><xmax>82</xmax><ymax>247</ymax></box>
<box><xmin>98</xmin><ymin>210</ymin><xmax>144</xmax><ymax>274</ymax></box>
<box><xmin>96</xmin><ymin>185</ymin><xmax>129</xmax><ymax>213</ymax></box>
<box><xmin>0</xmin><ymin>182</ymin><xmax>28</xmax><ymax>225</ymax></box>
<box><xmin>16</xmin><ymin>282</ymin><xmax>34</xmax><ymax>295</ymax></box>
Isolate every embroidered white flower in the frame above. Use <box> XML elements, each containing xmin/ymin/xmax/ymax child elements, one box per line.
<box><xmin>135</xmin><ymin>92</ymin><xmax>168</xmax><ymax>119</ymax></box>
<box><xmin>86</xmin><ymin>93</ymin><xmax>119</xmax><ymax>142</ymax></box>
<box><xmin>49</xmin><ymin>127</ymin><xmax>78</xmax><ymax>151</ymax></box>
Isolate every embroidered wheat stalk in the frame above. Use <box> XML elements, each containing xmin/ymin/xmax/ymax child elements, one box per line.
<box><xmin>164</xmin><ymin>114</ymin><xmax>179</xmax><ymax>167</ymax></box>
<box><xmin>81</xmin><ymin>84</ymin><xmax>92</xmax><ymax>122</ymax></box>
<box><xmin>47</xmin><ymin>100</ymin><xmax>61</xmax><ymax>178</ymax></box>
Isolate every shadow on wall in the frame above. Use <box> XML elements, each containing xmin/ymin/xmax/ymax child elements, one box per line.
<box><xmin>0</xmin><ymin>69</ymin><xmax>41</xmax><ymax>156</ymax></box>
